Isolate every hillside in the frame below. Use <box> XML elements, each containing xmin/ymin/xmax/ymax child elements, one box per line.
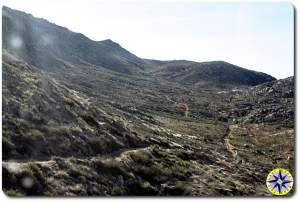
<box><xmin>148</xmin><ymin>60</ymin><xmax>276</xmax><ymax>86</ymax></box>
<box><xmin>2</xmin><ymin>6</ymin><xmax>146</xmax><ymax>74</ymax></box>
<box><xmin>2</xmin><ymin>6</ymin><xmax>294</xmax><ymax>197</ymax></box>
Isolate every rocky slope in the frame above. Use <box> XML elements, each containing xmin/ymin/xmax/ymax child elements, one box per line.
<box><xmin>2</xmin><ymin>6</ymin><xmax>294</xmax><ymax>197</ymax></box>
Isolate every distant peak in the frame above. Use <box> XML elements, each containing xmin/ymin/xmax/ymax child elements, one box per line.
<box><xmin>100</xmin><ymin>39</ymin><xmax>120</xmax><ymax>47</ymax></box>
<box><xmin>102</xmin><ymin>39</ymin><xmax>114</xmax><ymax>43</ymax></box>
<box><xmin>203</xmin><ymin>60</ymin><xmax>231</xmax><ymax>65</ymax></box>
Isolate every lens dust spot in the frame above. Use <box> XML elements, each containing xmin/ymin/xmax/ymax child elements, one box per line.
<box><xmin>10</xmin><ymin>35</ymin><xmax>23</xmax><ymax>49</ymax></box>
<box><xmin>21</xmin><ymin>176</ymin><xmax>34</xmax><ymax>189</ymax></box>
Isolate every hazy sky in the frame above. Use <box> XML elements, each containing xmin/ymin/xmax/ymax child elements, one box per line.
<box><xmin>3</xmin><ymin>0</ymin><xmax>294</xmax><ymax>79</ymax></box>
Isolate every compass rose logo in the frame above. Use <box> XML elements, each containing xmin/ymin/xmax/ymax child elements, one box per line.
<box><xmin>266</xmin><ymin>168</ymin><xmax>293</xmax><ymax>196</ymax></box>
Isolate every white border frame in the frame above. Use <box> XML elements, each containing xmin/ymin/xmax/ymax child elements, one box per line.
<box><xmin>0</xmin><ymin>0</ymin><xmax>297</xmax><ymax>201</ymax></box>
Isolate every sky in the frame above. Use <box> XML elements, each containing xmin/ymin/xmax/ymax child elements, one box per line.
<box><xmin>2</xmin><ymin>0</ymin><xmax>294</xmax><ymax>79</ymax></box>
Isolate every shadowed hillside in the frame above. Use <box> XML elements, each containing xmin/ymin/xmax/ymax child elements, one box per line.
<box><xmin>2</xmin><ymin>6</ymin><xmax>294</xmax><ymax>197</ymax></box>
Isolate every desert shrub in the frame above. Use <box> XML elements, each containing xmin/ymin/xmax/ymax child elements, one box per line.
<box><xmin>4</xmin><ymin>189</ymin><xmax>25</xmax><ymax>197</ymax></box>
<box><xmin>70</xmin><ymin>184</ymin><xmax>85</xmax><ymax>195</ymax></box>
<box><xmin>133</xmin><ymin>165</ymin><xmax>158</xmax><ymax>183</ymax></box>
<box><xmin>52</xmin><ymin>157</ymin><xmax>70</xmax><ymax>170</ymax></box>
<box><xmin>29</xmin><ymin>113</ymin><xmax>47</xmax><ymax>125</ymax></box>
<box><xmin>174</xmin><ymin>181</ymin><xmax>191</xmax><ymax>195</ymax></box>
<box><xmin>27</xmin><ymin>129</ymin><xmax>44</xmax><ymax>141</ymax></box>
<box><xmin>67</xmin><ymin>167</ymin><xmax>84</xmax><ymax>179</ymax></box>
<box><xmin>54</xmin><ymin>170</ymin><xmax>69</xmax><ymax>179</ymax></box>
<box><xmin>139</xmin><ymin>181</ymin><xmax>158</xmax><ymax>195</ymax></box>
<box><xmin>111</xmin><ymin>186</ymin><xmax>122</xmax><ymax>196</ymax></box>
<box><xmin>89</xmin><ymin>137</ymin><xmax>122</xmax><ymax>155</ymax></box>
<box><xmin>177</xmin><ymin>150</ymin><xmax>195</xmax><ymax>161</ymax></box>
<box><xmin>129</xmin><ymin>151</ymin><xmax>152</xmax><ymax>165</ymax></box>
<box><xmin>102</xmin><ymin>159</ymin><xmax>126</xmax><ymax>176</ymax></box>
<box><xmin>163</xmin><ymin>181</ymin><xmax>191</xmax><ymax>196</ymax></box>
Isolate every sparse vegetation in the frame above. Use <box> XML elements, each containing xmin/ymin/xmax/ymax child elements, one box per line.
<box><xmin>111</xmin><ymin>186</ymin><xmax>122</xmax><ymax>196</ymax></box>
<box><xmin>2</xmin><ymin>6</ymin><xmax>294</xmax><ymax>197</ymax></box>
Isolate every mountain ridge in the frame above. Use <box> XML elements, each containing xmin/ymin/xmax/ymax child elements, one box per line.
<box><xmin>2</xmin><ymin>6</ymin><xmax>276</xmax><ymax>86</ymax></box>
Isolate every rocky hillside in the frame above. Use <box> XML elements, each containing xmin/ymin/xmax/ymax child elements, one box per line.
<box><xmin>2</xmin><ymin>6</ymin><xmax>294</xmax><ymax>197</ymax></box>
<box><xmin>2</xmin><ymin>50</ymin><xmax>147</xmax><ymax>160</ymax></box>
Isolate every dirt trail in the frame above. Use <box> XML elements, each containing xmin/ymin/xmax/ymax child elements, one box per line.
<box><xmin>224</xmin><ymin>125</ymin><xmax>237</xmax><ymax>158</ymax></box>
<box><xmin>165</xmin><ymin>95</ymin><xmax>189</xmax><ymax>117</ymax></box>
<box><xmin>3</xmin><ymin>146</ymin><xmax>149</xmax><ymax>172</ymax></box>
<box><xmin>182</xmin><ymin>103</ymin><xmax>189</xmax><ymax>117</ymax></box>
